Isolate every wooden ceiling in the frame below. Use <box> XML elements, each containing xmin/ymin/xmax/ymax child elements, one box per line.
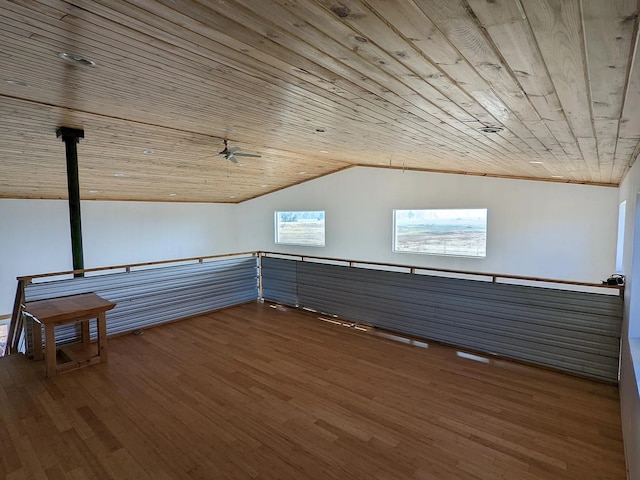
<box><xmin>1</xmin><ymin>0</ymin><xmax>639</xmax><ymax>203</ymax></box>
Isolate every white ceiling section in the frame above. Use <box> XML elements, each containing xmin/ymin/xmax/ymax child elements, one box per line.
<box><xmin>1</xmin><ymin>0</ymin><xmax>639</xmax><ymax>202</ymax></box>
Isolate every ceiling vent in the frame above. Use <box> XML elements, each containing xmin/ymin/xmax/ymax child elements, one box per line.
<box><xmin>58</xmin><ymin>52</ymin><xmax>96</xmax><ymax>67</ymax></box>
<box><xmin>479</xmin><ymin>126</ymin><xmax>504</xmax><ymax>134</ymax></box>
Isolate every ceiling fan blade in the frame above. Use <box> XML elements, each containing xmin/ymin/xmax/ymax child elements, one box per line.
<box><xmin>228</xmin><ymin>147</ymin><xmax>240</xmax><ymax>154</ymax></box>
<box><xmin>234</xmin><ymin>153</ymin><xmax>261</xmax><ymax>158</ymax></box>
<box><xmin>228</xmin><ymin>154</ymin><xmax>238</xmax><ymax>164</ymax></box>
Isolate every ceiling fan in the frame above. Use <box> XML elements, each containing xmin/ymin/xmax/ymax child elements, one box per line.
<box><xmin>218</xmin><ymin>139</ymin><xmax>261</xmax><ymax>164</ymax></box>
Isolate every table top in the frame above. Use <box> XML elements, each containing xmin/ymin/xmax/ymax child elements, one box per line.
<box><xmin>24</xmin><ymin>293</ymin><xmax>116</xmax><ymax>325</ymax></box>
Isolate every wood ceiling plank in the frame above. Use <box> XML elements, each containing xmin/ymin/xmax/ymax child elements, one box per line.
<box><xmin>347</xmin><ymin>7</ymin><xmax>573</xmax><ymax>174</ymax></box>
<box><xmin>465</xmin><ymin>0</ymin><xmax>586</xmax><ymax>181</ymax></box>
<box><xmin>0</xmin><ymin>97</ymin><xmax>351</xmax><ymax>202</ymax></box>
<box><xmin>1</xmin><ymin>9</ymin><xmax>456</xmax><ymax>172</ymax></box>
<box><xmin>410</xmin><ymin>1</ymin><xmax>532</xmax><ymax>114</ymax></box>
<box><xmin>582</xmin><ymin>0</ymin><xmax>637</xmax><ymax>121</ymax></box>
<box><xmin>612</xmin><ymin>138</ymin><xmax>638</xmax><ymax>180</ymax></box>
<box><xmin>618</xmin><ymin>9</ymin><xmax>640</xmax><ymax>149</ymax></box>
<box><xmin>520</xmin><ymin>0</ymin><xmax>594</xmax><ymax>139</ymax></box>
<box><xmin>301</xmin><ymin>0</ymin><xmax>544</xmax><ymax>163</ymax></box>
<box><xmin>5</xmin><ymin>0</ymin><xmax>380</xmax><ymax>127</ymax></box>
<box><xmin>405</xmin><ymin>0</ymin><xmax>585</xmax><ymax>180</ymax></box>
<box><xmin>581</xmin><ymin>0</ymin><xmax>637</xmax><ymax>185</ymax></box>
<box><xmin>595</xmin><ymin>119</ymin><xmax>620</xmax><ymax>184</ymax></box>
<box><xmin>0</xmin><ymin>8</ymin><xmax>364</xmax><ymax>135</ymax></box>
<box><xmin>576</xmin><ymin>137</ymin><xmax>602</xmax><ymax>182</ymax></box>
<box><xmin>128</xmin><ymin>0</ymin><xmax>537</xmax><ymax>167</ymax></box>
<box><xmin>466</xmin><ymin>0</ymin><xmax>555</xmax><ymax>99</ymax></box>
<box><xmin>543</xmin><ymin>120</ymin><xmax>589</xmax><ymax>177</ymax></box>
<box><xmin>362</xmin><ymin>0</ymin><xmax>544</xmax><ymax>162</ymax></box>
<box><xmin>293</xmin><ymin>1</ymin><xmax>494</xmax><ymax>124</ymax></box>
<box><xmin>67</xmin><ymin>0</ymin><xmax>500</xmax><ymax>161</ymax></box>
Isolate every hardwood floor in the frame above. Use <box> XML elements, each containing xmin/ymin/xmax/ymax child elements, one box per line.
<box><xmin>0</xmin><ymin>301</ymin><xmax>626</xmax><ymax>479</ymax></box>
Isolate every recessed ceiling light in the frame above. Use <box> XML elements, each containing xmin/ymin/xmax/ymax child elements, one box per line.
<box><xmin>319</xmin><ymin>150</ymin><xmax>329</xmax><ymax>154</ymax></box>
<box><xmin>88</xmin><ymin>190</ymin><xmax>98</xmax><ymax>193</ymax></box>
<box><xmin>5</xmin><ymin>79</ymin><xmax>30</xmax><ymax>87</ymax></box>
<box><xmin>261</xmin><ymin>184</ymin><xmax>268</xmax><ymax>187</ymax></box>
<box><xmin>237</xmin><ymin>163</ymin><xmax>246</xmax><ymax>167</ymax></box>
<box><xmin>229</xmin><ymin>195</ymin><xmax>236</xmax><ymax>199</ymax></box>
<box><xmin>479</xmin><ymin>126</ymin><xmax>503</xmax><ymax>134</ymax></box>
<box><xmin>529</xmin><ymin>161</ymin><xmax>544</xmax><ymax>164</ymax></box>
<box><xmin>378</xmin><ymin>162</ymin><xmax>387</xmax><ymax>165</ymax></box>
<box><xmin>299</xmin><ymin>171</ymin><xmax>307</xmax><ymax>175</ymax></box>
<box><xmin>143</xmin><ymin>149</ymin><xmax>154</xmax><ymax>155</ymax></box>
<box><xmin>169</xmin><ymin>193</ymin><xmax>177</xmax><ymax>196</ymax></box>
<box><xmin>222</xmin><ymin>127</ymin><xmax>235</xmax><ymax>132</ymax></box>
<box><xmin>58</xmin><ymin>52</ymin><xmax>96</xmax><ymax>67</ymax></box>
<box><xmin>552</xmin><ymin>175</ymin><xmax>563</xmax><ymax>178</ymax></box>
<box><xmin>114</xmin><ymin>173</ymin><xmax>124</xmax><ymax>177</ymax></box>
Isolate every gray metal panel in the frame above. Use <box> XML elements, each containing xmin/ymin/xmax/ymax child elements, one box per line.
<box><xmin>261</xmin><ymin>257</ymin><xmax>298</xmax><ymax>306</ymax></box>
<box><xmin>23</xmin><ymin>256</ymin><xmax>258</xmax><ymax>353</ymax></box>
<box><xmin>269</xmin><ymin>259</ymin><xmax>622</xmax><ymax>382</ymax></box>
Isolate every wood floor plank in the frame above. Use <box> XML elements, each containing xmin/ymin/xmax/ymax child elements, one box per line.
<box><xmin>0</xmin><ymin>302</ymin><xmax>626</xmax><ymax>479</ymax></box>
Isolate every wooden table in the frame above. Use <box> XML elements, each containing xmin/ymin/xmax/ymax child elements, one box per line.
<box><xmin>24</xmin><ymin>293</ymin><xmax>116</xmax><ymax>377</ymax></box>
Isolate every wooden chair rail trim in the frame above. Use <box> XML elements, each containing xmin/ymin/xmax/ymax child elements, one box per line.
<box><xmin>16</xmin><ymin>251</ymin><xmax>258</xmax><ymax>283</ymax></box>
<box><xmin>16</xmin><ymin>250</ymin><xmax>621</xmax><ymax>291</ymax></box>
<box><xmin>259</xmin><ymin>251</ymin><xmax>623</xmax><ymax>291</ymax></box>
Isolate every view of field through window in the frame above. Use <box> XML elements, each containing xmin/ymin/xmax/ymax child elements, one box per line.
<box><xmin>0</xmin><ymin>323</ymin><xmax>7</xmax><ymax>356</ymax></box>
<box><xmin>275</xmin><ymin>211</ymin><xmax>325</xmax><ymax>246</ymax></box>
<box><xmin>394</xmin><ymin>208</ymin><xmax>487</xmax><ymax>257</ymax></box>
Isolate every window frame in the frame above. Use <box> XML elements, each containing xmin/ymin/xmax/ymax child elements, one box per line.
<box><xmin>392</xmin><ymin>208</ymin><xmax>488</xmax><ymax>258</ymax></box>
<box><xmin>274</xmin><ymin>210</ymin><xmax>326</xmax><ymax>247</ymax></box>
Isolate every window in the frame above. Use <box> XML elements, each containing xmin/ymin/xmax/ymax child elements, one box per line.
<box><xmin>0</xmin><ymin>318</ymin><xmax>8</xmax><ymax>356</ymax></box>
<box><xmin>275</xmin><ymin>211</ymin><xmax>325</xmax><ymax>246</ymax></box>
<box><xmin>393</xmin><ymin>208</ymin><xmax>487</xmax><ymax>257</ymax></box>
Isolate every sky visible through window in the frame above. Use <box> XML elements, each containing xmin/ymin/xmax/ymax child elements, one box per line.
<box><xmin>394</xmin><ymin>208</ymin><xmax>487</xmax><ymax>257</ymax></box>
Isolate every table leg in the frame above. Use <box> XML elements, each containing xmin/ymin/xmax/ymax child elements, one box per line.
<box><xmin>97</xmin><ymin>312</ymin><xmax>108</xmax><ymax>363</ymax></box>
<box><xmin>44</xmin><ymin>325</ymin><xmax>56</xmax><ymax>378</ymax></box>
<box><xmin>81</xmin><ymin>320</ymin><xmax>90</xmax><ymax>350</ymax></box>
<box><xmin>32</xmin><ymin>321</ymin><xmax>43</xmax><ymax>361</ymax></box>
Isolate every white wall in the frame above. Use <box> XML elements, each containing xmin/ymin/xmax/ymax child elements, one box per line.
<box><xmin>237</xmin><ymin>167</ymin><xmax>618</xmax><ymax>282</ymax></box>
<box><xmin>0</xmin><ymin>199</ymin><xmax>237</xmax><ymax>314</ymax></box>
<box><xmin>618</xmin><ymin>160</ymin><xmax>640</xmax><ymax>480</ymax></box>
<box><xmin>81</xmin><ymin>201</ymin><xmax>237</xmax><ymax>267</ymax></box>
<box><xmin>0</xmin><ymin>200</ymin><xmax>73</xmax><ymax>315</ymax></box>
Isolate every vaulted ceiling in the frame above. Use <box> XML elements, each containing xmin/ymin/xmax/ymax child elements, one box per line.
<box><xmin>1</xmin><ymin>0</ymin><xmax>639</xmax><ymax>202</ymax></box>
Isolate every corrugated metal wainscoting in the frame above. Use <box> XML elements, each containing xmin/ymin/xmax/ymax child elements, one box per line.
<box><xmin>261</xmin><ymin>257</ymin><xmax>298</xmax><ymax>306</ymax></box>
<box><xmin>261</xmin><ymin>257</ymin><xmax>622</xmax><ymax>382</ymax></box>
<box><xmin>24</xmin><ymin>256</ymin><xmax>259</xmax><ymax>353</ymax></box>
